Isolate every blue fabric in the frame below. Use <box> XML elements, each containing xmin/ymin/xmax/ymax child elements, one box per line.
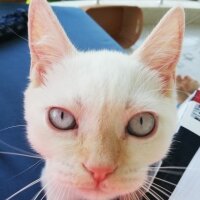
<box><xmin>0</xmin><ymin>4</ymin><xmax>123</xmax><ymax>199</ymax></box>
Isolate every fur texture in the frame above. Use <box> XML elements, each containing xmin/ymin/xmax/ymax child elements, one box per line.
<box><xmin>24</xmin><ymin>0</ymin><xmax>185</xmax><ymax>199</ymax></box>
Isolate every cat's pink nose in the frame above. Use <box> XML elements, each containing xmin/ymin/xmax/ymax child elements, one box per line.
<box><xmin>83</xmin><ymin>163</ymin><xmax>116</xmax><ymax>184</ymax></box>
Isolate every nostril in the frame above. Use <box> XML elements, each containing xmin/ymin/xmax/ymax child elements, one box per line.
<box><xmin>82</xmin><ymin>163</ymin><xmax>117</xmax><ymax>183</ymax></box>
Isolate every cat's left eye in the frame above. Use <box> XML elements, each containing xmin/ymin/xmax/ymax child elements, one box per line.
<box><xmin>127</xmin><ymin>112</ymin><xmax>156</xmax><ymax>137</ymax></box>
<box><xmin>48</xmin><ymin>108</ymin><xmax>77</xmax><ymax>130</ymax></box>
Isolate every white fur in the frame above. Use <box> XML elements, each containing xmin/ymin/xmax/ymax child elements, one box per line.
<box><xmin>25</xmin><ymin>1</ymin><xmax>184</xmax><ymax>199</ymax></box>
<box><xmin>25</xmin><ymin>50</ymin><xmax>177</xmax><ymax>200</ymax></box>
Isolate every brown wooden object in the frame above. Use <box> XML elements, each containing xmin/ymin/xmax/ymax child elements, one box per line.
<box><xmin>85</xmin><ymin>5</ymin><xmax>143</xmax><ymax>48</ymax></box>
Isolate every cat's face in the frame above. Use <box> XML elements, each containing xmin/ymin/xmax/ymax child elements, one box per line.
<box><xmin>24</xmin><ymin>0</ymin><xmax>184</xmax><ymax>199</ymax></box>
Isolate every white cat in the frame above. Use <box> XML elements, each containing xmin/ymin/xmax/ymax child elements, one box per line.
<box><xmin>24</xmin><ymin>0</ymin><xmax>185</xmax><ymax>199</ymax></box>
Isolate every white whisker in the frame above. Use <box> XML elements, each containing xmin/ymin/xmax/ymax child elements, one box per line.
<box><xmin>144</xmin><ymin>180</ymin><xmax>170</xmax><ymax>198</ymax></box>
<box><xmin>150</xmin><ymin>181</ymin><xmax>172</xmax><ymax>195</ymax></box>
<box><xmin>0</xmin><ymin>151</ymin><xmax>42</xmax><ymax>159</ymax></box>
<box><xmin>149</xmin><ymin>166</ymin><xmax>186</xmax><ymax>170</ymax></box>
<box><xmin>66</xmin><ymin>186</ymin><xmax>71</xmax><ymax>200</ymax></box>
<box><xmin>142</xmin><ymin>185</ymin><xmax>163</xmax><ymax>200</ymax></box>
<box><xmin>147</xmin><ymin>175</ymin><xmax>177</xmax><ymax>187</ymax></box>
<box><xmin>9</xmin><ymin>160</ymin><xmax>43</xmax><ymax>181</ymax></box>
<box><xmin>133</xmin><ymin>192</ymin><xmax>139</xmax><ymax>200</ymax></box>
<box><xmin>33</xmin><ymin>180</ymin><xmax>52</xmax><ymax>200</ymax></box>
<box><xmin>156</xmin><ymin>169</ymin><xmax>183</xmax><ymax>176</ymax></box>
<box><xmin>6</xmin><ymin>178</ymin><xmax>41</xmax><ymax>200</ymax></box>
<box><xmin>0</xmin><ymin>138</ymin><xmax>37</xmax><ymax>156</ymax></box>
<box><xmin>0</xmin><ymin>125</ymin><xmax>26</xmax><ymax>133</ymax></box>
<box><xmin>59</xmin><ymin>186</ymin><xmax>66</xmax><ymax>200</ymax></box>
<box><xmin>56</xmin><ymin>186</ymin><xmax>63</xmax><ymax>200</ymax></box>
<box><xmin>138</xmin><ymin>188</ymin><xmax>151</xmax><ymax>200</ymax></box>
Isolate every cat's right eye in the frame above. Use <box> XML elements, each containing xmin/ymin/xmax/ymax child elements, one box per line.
<box><xmin>48</xmin><ymin>108</ymin><xmax>77</xmax><ymax>130</ymax></box>
<box><xmin>126</xmin><ymin>112</ymin><xmax>156</xmax><ymax>137</ymax></box>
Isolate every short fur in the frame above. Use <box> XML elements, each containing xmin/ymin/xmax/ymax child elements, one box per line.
<box><xmin>24</xmin><ymin>0</ymin><xmax>185</xmax><ymax>199</ymax></box>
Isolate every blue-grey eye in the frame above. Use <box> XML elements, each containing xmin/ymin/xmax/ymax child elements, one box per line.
<box><xmin>127</xmin><ymin>112</ymin><xmax>156</xmax><ymax>137</ymax></box>
<box><xmin>49</xmin><ymin>108</ymin><xmax>77</xmax><ymax>130</ymax></box>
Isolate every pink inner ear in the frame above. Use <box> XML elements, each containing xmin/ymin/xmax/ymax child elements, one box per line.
<box><xmin>28</xmin><ymin>0</ymin><xmax>76</xmax><ymax>85</ymax></box>
<box><xmin>135</xmin><ymin>7</ymin><xmax>185</xmax><ymax>79</ymax></box>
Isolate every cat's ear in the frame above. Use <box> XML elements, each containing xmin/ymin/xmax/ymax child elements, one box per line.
<box><xmin>134</xmin><ymin>7</ymin><xmax>185</xmax><ymax>95</ymax></box>
<box><xmin>28</xmin><ymin>0</ymin><xmax>76</xmax><ymax>86</ymax></box>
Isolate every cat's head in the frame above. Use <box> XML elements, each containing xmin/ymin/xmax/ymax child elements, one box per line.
<box><xmin>24</xmin><ymin>0</ymin><xmax>184</xmax><ymax>199</ymax></box>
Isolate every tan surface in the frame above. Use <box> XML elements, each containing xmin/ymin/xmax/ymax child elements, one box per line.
<box><xmin>84</xmin><ymin>5</ymin><xmax>143</xmax><ymax>48</ymax></box>
<box><xmin>176</xmin><ymin>75</ymin><xmax>199</xmax><ymax>104</ymax></box>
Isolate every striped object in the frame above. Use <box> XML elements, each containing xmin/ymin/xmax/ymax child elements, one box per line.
<box><xmin>144</xmin><ymin>90</ymin><xmax>200</xmax><ymax>200</ymax></box>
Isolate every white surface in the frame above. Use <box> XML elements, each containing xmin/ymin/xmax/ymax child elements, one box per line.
<box><xmin>179</xmin><ymin>101</ymin><xmax>200</xmax><ymax>136</ymax></box>
<box><xmin>52</xmin><ymin>0</ymin><xmax>200</xmax><ymax>9</ymax></box>
<box><xmin>177</xmin><ymin>89</ymin><xmax>200</xmax><ymax>135</ymax></box>
<box><xmin>169</xmin><ymin>147</ymin><xmax>200</xmax><ymax>200</ymax></box>
<box><xmin>172</xmin><ymin>91</ymin><xmax>200</xmax><ymax>200</ymax></box>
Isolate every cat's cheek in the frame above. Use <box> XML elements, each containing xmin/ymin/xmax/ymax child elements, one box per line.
<box><xmin>26</xmin><ymin>124</ymin><xmax>58</xmax><ymax>159</ymax></box>
<box><xmin>26</xmin><ymin>126</ymin><xmax>52</xmax><ymax>159</ymax></box>
<box><xmin>104</xmin><ymin>173</ymin><xmax>146</xmax><ymax>195</ymax></box>
<box><xmin>27</xmin><ymin>126</ymin><xmax>78</xmax><ymax>160</ymax></box>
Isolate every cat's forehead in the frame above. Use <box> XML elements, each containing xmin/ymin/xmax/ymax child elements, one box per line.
<box><xmin>48</xmin><ymin>50</ymin><xmax>148</xmax><ymax>86</ymax></box>
<box><xmin>43</xmin><ymin>50</ymin><xmax>162</xmax><ymax>108</ymax></box>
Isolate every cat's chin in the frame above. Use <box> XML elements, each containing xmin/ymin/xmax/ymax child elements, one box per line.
<box><xmin>44</xmin><ymin>185</ymin><xmax>138</xmax><ymax>200</ymax></box>
<box><xmin>41</xmin><ymin>167</ymin><xmax>145</xmax><ymax>200</ymax></box>
<box><xmin>76</xmin><ymin>185</ymin><xmax>132</xmax><ymax>200</ymax></box>
<box><xmin>75</xmin><ymin>188</ymin><xmax>118</xmax><ymax>200</ymax></box>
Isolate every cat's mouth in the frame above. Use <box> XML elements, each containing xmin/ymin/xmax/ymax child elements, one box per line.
<box><xmin>78</xmin><ymin>187</ymin><xmax>103</xmax><ymax>193</ymax></box>
<box><xmin>76</xmin><ymin>175</ymin><xmax>146</xmax><ymax>200</ymax></box>
<box><xmin>76</xmin><ymin>186</ymin><xmax>115</xmax><ymax>200</ymax></box>
<box><xmin>77</xmin><ymin>181</ymin><xmax>111</xmax><ymax>194</ymax></box>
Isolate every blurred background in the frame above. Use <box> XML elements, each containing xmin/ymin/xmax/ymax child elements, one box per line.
<box><xmin>47</xmin><ymin>0</ymin><xmax>200</xmax><ymax>82</ymax></box>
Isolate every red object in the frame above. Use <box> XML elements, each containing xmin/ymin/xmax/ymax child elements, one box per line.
<box><xmin>192</xmin><ymin>90</ymin><xmax>200</xmax><ymax>103</ymax></box>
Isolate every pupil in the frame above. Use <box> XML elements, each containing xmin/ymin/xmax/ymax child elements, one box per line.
<box><xmin>61</xmin><ymin>112</ymin><xmax>64</xmax><ymax>120</ymax></box>
<box><xmin>140</xmin><ymin>117</ymin><xmax>143</xmax><ymax>125</ymax></box>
